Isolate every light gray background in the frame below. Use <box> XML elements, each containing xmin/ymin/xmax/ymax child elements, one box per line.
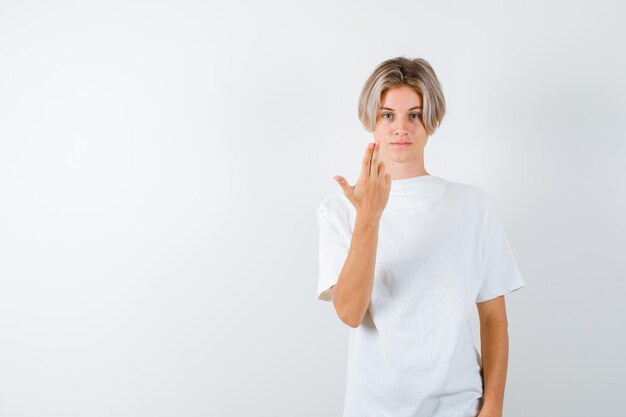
<box><xmin>0</xmin><ymin>0</ymin><xmax>624</xmax><ymax>416</ymax></box>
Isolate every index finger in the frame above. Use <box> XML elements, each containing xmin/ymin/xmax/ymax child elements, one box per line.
<box><xmin>361</xmin><ymin>142</ymin><xmax>375</xmax><ymax>177</ymax></box>
<box><xmin>370</xmin><ymin>140</ymin><xmax>380</xmax><ymax>176</ymax></box>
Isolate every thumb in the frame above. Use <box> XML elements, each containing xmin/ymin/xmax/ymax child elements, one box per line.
<box><xmin>333</xmin><ymin>176</ymin><xmax>352</xmax><ymax>195</ymax></box>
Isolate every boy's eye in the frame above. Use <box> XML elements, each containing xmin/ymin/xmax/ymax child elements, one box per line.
<box><xmin>381</xmin><ymin>113</ymin><xmax>421</xmax><ymax>120</ymax></box>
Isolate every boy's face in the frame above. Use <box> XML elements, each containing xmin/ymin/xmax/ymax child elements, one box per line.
<box><xmin>373</xmin><ymin>85</ymin><xmax>429</xmax><ymax>164</ymax></box>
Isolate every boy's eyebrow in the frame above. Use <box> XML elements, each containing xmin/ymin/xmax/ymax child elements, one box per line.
<box><xmin>379</xmin><ymin>106</ymin><xmax>422</xmax><ymax>111</ymax></box>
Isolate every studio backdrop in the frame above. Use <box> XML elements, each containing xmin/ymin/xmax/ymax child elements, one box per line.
<box><xmin>0</xmin><ymin>1</ymin><xmax>624</xmax><ymax>416</ymax></box>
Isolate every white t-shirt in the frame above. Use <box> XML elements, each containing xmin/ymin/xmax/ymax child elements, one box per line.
<box><xmin>316</xmin><ymin>174</ymin><xmax>525</xmax><ymax>417</ymax></box>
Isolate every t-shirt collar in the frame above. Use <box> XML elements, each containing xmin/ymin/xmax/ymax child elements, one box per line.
<box><xmin>389</xmin><ymin>174</ymin><xmax>441</xmax><ymax>195</ymax></box>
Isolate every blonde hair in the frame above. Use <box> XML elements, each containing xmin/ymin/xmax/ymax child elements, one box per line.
<box><xmin>358</xmin><ymin>56</ymin><xmax>446</xmax><ymax>136</ymax></box>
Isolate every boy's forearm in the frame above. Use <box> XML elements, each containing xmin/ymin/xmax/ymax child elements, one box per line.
<box><xmin>479</xmin><ymin>319</ymin><xmax>509</xmax><ymax>416</ymax></box>
<box><xmin>333</xmin><ymin>212</ymin><xmax>380</xmax><ymax>327</ymax></box>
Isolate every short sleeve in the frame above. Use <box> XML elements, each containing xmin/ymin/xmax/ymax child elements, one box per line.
<box><xmin>475</xmin><ymin>197</ymin><xmax>526</xmax><ymax>303</ymax></box>
<box><xmin>316</xmin><ymin>198</ymin><xmax>351</xmax><ymax>302</ymax></box>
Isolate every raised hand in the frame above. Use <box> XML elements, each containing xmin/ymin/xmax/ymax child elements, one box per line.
<box><xmin>334</xmin><ymin>140</ymin><xmax>391</xmax><ymax>220</ymax></box>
